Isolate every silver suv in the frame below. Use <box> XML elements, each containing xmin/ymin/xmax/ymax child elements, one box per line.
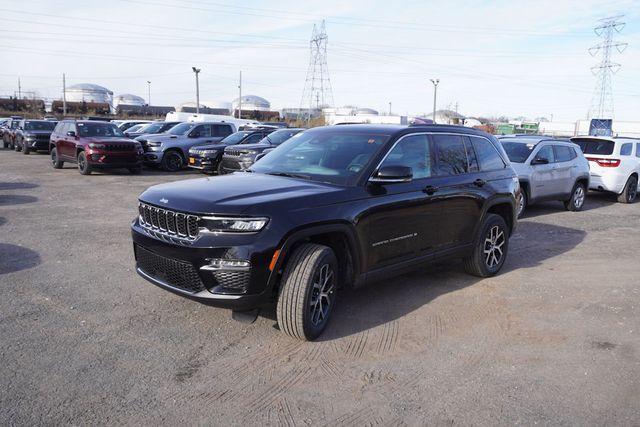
<box><xmin>143</xmin><ymin>122</ymin><xmax>236</xmax><ymax>171</ymax></box>
<box><xmin>499</xmin><ymin>136</ymin><xmax>590</xmax><ymax>216</ymax></box>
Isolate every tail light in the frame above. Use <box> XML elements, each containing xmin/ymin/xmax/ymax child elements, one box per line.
<box><xmin>586</xmin><ymin>157</ymin><xmax>620</xmax><ymax>167</ymax></box>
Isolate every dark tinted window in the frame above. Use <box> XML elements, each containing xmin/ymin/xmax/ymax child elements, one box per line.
<box><xmin>554</xmin><ymin>145</ymin><xmax>575</xmax><ymax>162</ymax></box>
<box><xmin>263</xmin><ymin>129</ymin><xmax>303</xmax><ymax>145</ymax></box>
<box><xmin>192</xmin><ymin>125</ymin><xmax>211</xmax><ymax>138</ymax></box>
<box><xmin>535</xmin><ymin>145</ymin><xmax>555</xmax><ymax>163</ymax></box>
<box><xmin>620</xmin><ymin>143</ymin><xmax>632</xmax><ymax>156</ymax></box>
<box><xmin>24</xmin><ymin>121</ymin><xmax>57</xmax><ymax>131</ymax></box>
<box><xmin>243</xmin><ymin>133</ymin><xmax>264</xmax><ymax>144</ymax></box>
<box><xmin>433</xmin><ymin>134</ymin><xmax>468</xmax><ymax>176</ymax></box>
<box><xmin>501</xmin><ymin>141</ymin><xmax>535</xmax><ymax>163</ymax></box>
<box><xmin>573</xmin><ymin>138</ymin><xmax>614</xmax><ymax>155</ymax></box>
<box><xmin>470</xmin><ymin>136</ymin><xmax>505</xmax><ymax>171</ymax></box>
<box><xmin>464</xmin><ymin>138</ymin><xmax>479</xmax><ymax>172</ymax></box>
<box><xmin>168</xmin><ymin>122</ymin><xmax>195</xmax><ymax>135</ymax></box>
<box><xmin>213</xmin><ymin>124</ymin><xmax>233</xmax><ymax>137</ymax></box>
<box><xmin>381</xmin><ymin>134</ymin><xmax>432</xmax><ymax>179</ymax></box>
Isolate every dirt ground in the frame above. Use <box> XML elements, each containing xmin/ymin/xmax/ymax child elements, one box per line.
<box><xmin>1</xmin><ymin>150</ymin><xmax>639</xmax><ymax>425</ymax></box>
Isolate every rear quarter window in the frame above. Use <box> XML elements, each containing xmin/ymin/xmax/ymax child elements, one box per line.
<box><xmin>470</xmin><ymin>136</ymin><xmax>506</xmax><ymax>171</ymax></box>
<box><xmin>620</xmin><ymin>143</ymin><xmax>632</xmax><ymax>156</ymax></box>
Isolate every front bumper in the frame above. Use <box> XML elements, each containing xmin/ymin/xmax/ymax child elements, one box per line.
<box><xmin>86</xmin><ymin>150</ymin><xmax>143</xmax><ymax>168</ymax></box>
<box><xmin>25</xmin><ymin>139</ymin><xmax>49</xmax><ymax>150</ymax></box>
<box><xmin>131</xmin><ymin>220</ymin><xmax>279</xmax><ymax>310</ymax></box>
<box><xmin>188</xmin><ymin>154</ymin><xmax>217</xmax><ymax>172</ymax></box>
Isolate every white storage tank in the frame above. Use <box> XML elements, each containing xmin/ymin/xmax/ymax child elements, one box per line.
<box><xmin>65</xmin><ymin>83</ymin><xmax>113</xmax><ymax>104</ymax></box>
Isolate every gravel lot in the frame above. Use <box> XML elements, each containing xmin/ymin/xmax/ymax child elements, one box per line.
<box><xmin>1</xmin><ymin>150</ymin><xmax>639</xmax><ymax>425</ymax></box>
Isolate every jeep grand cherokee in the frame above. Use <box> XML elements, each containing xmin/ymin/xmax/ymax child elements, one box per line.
<box><xmin>131</xmin><ymin>125</ymin><xmax>519</xmax><ymax>340</ymax></box>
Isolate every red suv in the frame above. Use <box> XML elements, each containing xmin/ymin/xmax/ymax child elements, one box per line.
<box><xmin>50</xmin><ymin>120</ymin><xmax>143</xmax><ymax>175</ymax></box>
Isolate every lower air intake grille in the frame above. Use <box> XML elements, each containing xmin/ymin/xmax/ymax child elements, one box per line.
<box><xmin>135</xmin><ymin>245</ymin><xmax>205</xmax><ymax>294</ymax></box>
<box><xmin>212</xmin><ymin>270</ymin><xmax>251</xmax><ymax>292</ymax></box>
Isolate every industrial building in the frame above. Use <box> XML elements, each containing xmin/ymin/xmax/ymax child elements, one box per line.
<box><xmin>65</xmin><ymin>83</ymin><xmax>113</xmax><ymax>104</ymax></box>
<box><xmin>112</xmin><ymin>93</ymin><xmax>146</xmax><ymax>110</ymax></box>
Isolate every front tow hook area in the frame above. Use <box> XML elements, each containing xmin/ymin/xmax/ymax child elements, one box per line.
<box><xmin>232</xmin><ymin>308</ymin><xmax>260</xmax><ymax>323</ymax></box>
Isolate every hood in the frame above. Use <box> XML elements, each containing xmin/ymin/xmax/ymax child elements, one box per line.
<box><xmin>139</xmin><ymin>172</ymin><xmax>347</xmax><ymax>215</ymax></box>
<box><xmin>84</xmin><ymin>137</ymin><xmax>137</xmax><ymax>145</ymax></box>
<box><xmin>224</xmin><ymin>142</ymin><xmax>270</xmax><ymax>153</ymax></box>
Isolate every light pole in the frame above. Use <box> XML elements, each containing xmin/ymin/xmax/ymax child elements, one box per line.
<box><xmin>192</xmin><ymin>67</ymin><xmax>201</xmax><ymax>114</ymax></box>
<box><xmin>430</xmin><ymin>78</ymin><xmax>439</xmax><ymax>124</ymax></box>
<box><xmin>147</xmin><ymin>80</ymin><xmax>151</xmax><ymax>106</ymax></box>
<box><xmin>389</xmin><ymin>101</ymin><xmax>392</xmax><ymax>115</ymax></box>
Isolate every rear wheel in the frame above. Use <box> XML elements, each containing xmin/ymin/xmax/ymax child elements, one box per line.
<box><xmin>50</xmin><ymin>148</ymin><xmax>64</xmax><ymax>169</ymax></box>
<box><xmin>463</xmin><ymin>213</ymin><xmax>509</xmax><ymax>277</ymax></box>
<box><xmin>617</xmin><ymin>175</ymin><xmax>638</xmax><ymax>204</ymax></box>
<box><xmin>77</xmin><ymin>151</ymin><xmax>92</xmax><ymax>175</ymax></box>
<box><xmin>564</xmin><ymin>182</ymin><xmax>586</xmax><ymax>211</ymax></box>
<box><xmin>516</xmin><ymin>190</ymin><xmax>527</xmax><ymax>218</ymax></box>
<box><xmin>276</xmin><ymin>243</ymin><xmax>338</xmax><ymax>341</ymax></box>
<box><xmin>161</xmin><ymin>150</ymin><xmax>184</xmax><ymax>172</ymax></box>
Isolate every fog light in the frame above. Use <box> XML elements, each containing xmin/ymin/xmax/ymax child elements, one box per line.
<box><xmin>200</xmin><ymin>258</ymin><xmax>250</xmax><ymax>271</ymax></box>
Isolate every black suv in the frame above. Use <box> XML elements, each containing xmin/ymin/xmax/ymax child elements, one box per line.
<box><xmin>131</xmin><ymin>125</ymin><xmax>518</xmax><ymax>340</ymax></box>
<box><xmin>187</xmin><ymin>129</ymin><xmax>275</xmax><ymax>174</ymax></box>
<box><xmin>219</xmin><ymin>128</ymin><xmax>304</xmax><ymax>174</ymax></box>
<box><xmin>14</xmin><ymin>119</ymin><xmax>58</xmax><ymax>154</ymax></box>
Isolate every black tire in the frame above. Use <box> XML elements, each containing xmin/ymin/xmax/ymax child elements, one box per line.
<box><xmin>129</xmin><ymin>165</ymin><xmax>142</xmax><ymax>174</ymax></box>
<box><xmin>276</xmin><ymin>243</ymin><xmax>338</xmax><ymax>341</ymax></box>
<box><xmin>217</xmin><ymin>161</ymin><xmax>225</xmax><ymax>175</ymax></box>
<box><xmin>617</xmin><ymin>175</ymin><xmax>638</xmax><ymax>204</ymax></box>
<box><xmin>50</xmin><ymin>148</ymin><xmax>64</xmax><ymax>169</ymax></box>
<box><xmin>77</xmin><ymin>151</ymin><xmax>92</xmax><ymax>175</ymax></box>
<box><xmin>161</xmin><ymin>150</ymin><xmax>184</xmax><ymax>172</ymax></box>
<box><xmin>516</xmin><ymin>190</ymin><xmax>527</xmax><ymax>218</ymax></box>
<box><xmin>463</xmin><ymin>213</ymin><xmax>509</xmax><ymax>278</ymax></box>
<box><xmin>22</xmin><ymin>143</ymin><xmax>30</xmax><ymax>155</ymax></box>
<box><xmin>564</xmin><ymin>182</ymin><xmax>586</xmax><ymax>211</ymax></box>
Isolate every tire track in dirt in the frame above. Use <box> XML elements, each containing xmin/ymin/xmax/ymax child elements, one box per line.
<box><xmin>324</xmin><ymin>405</ymin><xmax>385</xmax><ymax>426</ymax></box>
<box><xmin>375</xmin><ymin>320</ymin><xmax>400</xmax><ymax>354</ymax></box>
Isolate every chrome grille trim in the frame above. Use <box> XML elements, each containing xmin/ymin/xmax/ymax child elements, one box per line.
<box><xmin>138</xmin><ymin>202</ymin><xmax>200</xmax><ymax>242</ymax></box>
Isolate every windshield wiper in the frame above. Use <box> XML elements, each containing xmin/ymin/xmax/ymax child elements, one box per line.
<box><xmin>265</xmin><ymin>172</ymin><xmax>311</xmax><ymax>180</ymax></box>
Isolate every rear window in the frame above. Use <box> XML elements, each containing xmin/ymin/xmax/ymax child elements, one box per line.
<box><xmin>573</xmin><ymin>139</ymin><xmax>614</xmax><ymax>155</ymax></box>
<box><xmin>470</xmin><ymin>136</ymin><xmax>506</xmax><ymax>171</ymax></box>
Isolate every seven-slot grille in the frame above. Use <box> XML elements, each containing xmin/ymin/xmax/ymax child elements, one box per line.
<box><xmin>138</xmin><ymin>202</ymin><xmax>200</xmax><ymax>240</ymax></box>
<box><xmin>225</xmin><ymin>149</ymin><xmax>245</xmax><ymax>157</ymax></box>
<box><xmin>135</xmin><ymin>245</ymin><xmax>205</xmax><ymax>293</ymax></box>
<box><xmin>102</xmin><ymin>144</ymin><xmax>135</xmax><ymax>152</ymax></box>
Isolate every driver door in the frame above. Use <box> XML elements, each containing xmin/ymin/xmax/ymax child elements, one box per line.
<box><xmin>364</xmin><ymin>134</ymin><xmax>443</xmax><ymax>271</ymax></box>
<box><xmin>530</xmin><ymin>144</ymin><xmax>558</xmax><ymax>199</ymax></box>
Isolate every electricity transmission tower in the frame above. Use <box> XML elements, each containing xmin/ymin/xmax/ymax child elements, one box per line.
<box><xmin>300</xmin><ymin>20</ymin><xmax>334</xmax><ymax>124</ymax></box>
<box><xmin>588</xmin><ymin>15</ymin><xmax>627</xmax><ymax>119</ymax></box>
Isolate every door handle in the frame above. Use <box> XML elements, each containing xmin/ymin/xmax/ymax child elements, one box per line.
<box><xmin>473</xmin><ymin>178</ymin><xmax>487</xmax><ymax>187</ymax></box>
<box><xmin>423</xmin><ymin>185</ymin><xmax>439</xmax><ymax>195</ymax></box>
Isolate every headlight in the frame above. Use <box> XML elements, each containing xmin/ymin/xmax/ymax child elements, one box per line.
<box><xmin>25</xmin><ymin>134</ymin><xmax>36</xmax><ymax>140</ymax></box>
<box><xmin>88</xmin><ymin>143</ymin><xmax>106</xmax><ymax>149</ymax></box>
<box><xmin>201</xmin><ymin>216</ymin><xmax>268</xmax><ymax>232</ymax></box>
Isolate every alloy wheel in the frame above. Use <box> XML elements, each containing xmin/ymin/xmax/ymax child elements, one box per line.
<box><xmin>629</xmin><ymin>179</ymin><xmax>637</xmax><ymax>202</ymax></box>
<box><xmin>78</xmin><ymin>155</ymin><xmax>86</xmax><ymax>172</ymax></box>
<box><xmin>574</xmin><ymin>186</ymin><xmax>585</xmax><ymax>208</ymax></box>
<box><xmin>516</xmin><ymin>193</ymin><xmax>525</xmax><ymax>217</ymax></box>
<box><xmin>309</xmin><ymin>263</ymin><xmax>335</xmax><ymax>327</ymax></box>
<box><xmin>483</xmin><ymin>225</ymin><xmax>505</xmax><ymax>268</ymax></box>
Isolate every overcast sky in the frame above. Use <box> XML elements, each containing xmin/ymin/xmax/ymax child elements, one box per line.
<box><xmin>0</xmin><ymin>0</ymin><xmax>638</xmax><ymax>121</ymax></box>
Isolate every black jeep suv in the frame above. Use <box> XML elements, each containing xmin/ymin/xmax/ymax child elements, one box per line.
<box><xmin>131</xmin><ymin>125</ymin><xmax>519</xmax><ymax>340</ymax></box>
<box><xmin>14</xmin><ymin>119</ymin><xmax>58</xmax><ymax>154</ymax></box>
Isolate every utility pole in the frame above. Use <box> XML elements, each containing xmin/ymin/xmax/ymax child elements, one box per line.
<box><xmin>238</xmin><ymin>71</ymin><xmax>242</xmax><ymax>119</ymax></box>
<box><xmin>18</xmin><ymin>77</ymin><xmax>21</xmax><ymax>99</ymax></box>
<box><xmin>62</xmin><ymin>73</ymin><xmax>67</xmax><ymax>116</ymax></box>
<box><xmin>430</xmin><ymin>78</ymin><xmax>439</xmax><ymax>124</ymax></box>
<box><xmin>147</xmin><ymin>80</ymin><xmax>151</xmax><ymax>106</ymax></box>
<box><xmin>191</xmin><ymin>67</ymin><xmax>201</xmax><ymax>114</ymax></box>
<box><xmin>389</xmin><ymin>102</ymin><xmax>392</xmax><ymax>115</ymax></box>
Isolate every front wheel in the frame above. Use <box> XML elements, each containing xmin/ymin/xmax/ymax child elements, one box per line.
<box><xmin>161</xmin><ymin>150</ymin><xmax>184</xmax><ymax>172</ymax></box>
<box><xmin>22</xmin><ymin>144</ymin><xmax>30</xmax><ymax>155</ymax></box>
<box><xmin>77</xmin><ymin>151</ymin><xmax>92</xmax><ymax>175</ymax></box>
<box><xmin>51</xmin><ymin>148</ymin><xmax>64</xmax><ymax>169</ymax></box>
<box><xmin>463</xmin><ymin>213</ymin><xmax>509</xmax><ymax>277</ymax></box>
<box><xmin>617</xmin><ymin>175</ymin><xmax>638</xmax><ymax>204</ymax></box>
<box><xmin>276</xmin><ymin>243</ymin><xmax>338</xmax><ymax>341</ymax></box>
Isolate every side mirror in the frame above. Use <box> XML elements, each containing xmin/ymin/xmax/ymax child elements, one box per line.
<box><xmin>67</xmin><ymin>130</ymin><xmax>76</xmax><ymax>137</ymax></box>
<box><xmin>531</xmin><ymin>157</ymin><xmax>549</xmax><ymax>165</ymax></box>
<box><xmin>369</xmin><ymin>165</ymin><xmax>413</xmax><ymax>184</ymax></box>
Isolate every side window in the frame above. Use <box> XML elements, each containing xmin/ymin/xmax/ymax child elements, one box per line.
<box><xmin>636</xmin><ymin>143</ymin><xmax>640</xmax><ymax>158</ymax></box>
<box><xmin>245</xmin><ymin>133</ymin><xmax>263</xmax><ymax>144</ymax></box>
<box><xmin>620</xmin><ymin>143</ymin><xmax>632</xmax><ymax>156</ymax></box>
<box><xmin>464</xmin><ymin>138</ymin><xmax>479</xmax><ymax>172</ymax></box>
<box><xmin>433</xmin><ymin>134</ymin><xmax>469</xmax><ymax>176</ymax></box>
<box><xmin>380</xmin><ymin>134</ymin><xmax>432</xmax><ymax>179</ymax></box>
<box><xmin>68</xmin><ymin>123</ymin><xmax>77</xmax><ymax>134</ymax></box>
<box><xmin>212</xmin><ymin>125</ymin><xmax>231</xmax><ymax>137</ymax></box>
<box><xmin>200</xmin><ymin>125</ymin><xmax>213</xmax><ymax>138</ymax></box>
<box><xmin>470</xmin><ymin>136</ymin><xmax>506</xmax><ymax>171</ymax></box>
<box><xmin>554</xmin><ymin>145</ymin><xmax>575</xmax><ymax>162</ymax></box>
<box><xmin>535</xmin><ymin>145</ymin><xmax>555</xmax><ymax>163</ymax></box>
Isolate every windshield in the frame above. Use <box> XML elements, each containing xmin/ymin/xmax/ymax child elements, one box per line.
<box><xmin>25</xmin><ymin>121</ymin><xmax>57</xmax><ymax>131</ymax></box>
<box><xmin>126</xmin><ymin>124</ymin><xmax>144</xmax><ymax>133</ymax></box>
<box><xmin>77</xmin><ymin>122</ymin><xmax>125</xmax><ymax>138</ymax></box>
<box><xmin>262</xmin><ymin>129</ymin><xmax>302</xmax><ymax>145</ymax></box>
<box><xmin>11</xmin><ymin>121</ymin><xmax>20</xmax><ymax>129</ymax></box>
<box><xmin>250</xmin><ymin>130</ymin><xmax>390</xmax><ymax>186</ymax></box>
<box><xmin>221</xmin><ymin>131</ymin><xmax>251</xmax><ymax>144</ymax></box>
<box><xmin>572</xmin><ymin>138</ymin><xmax>614</xmax><ymax>155</ymax></box>
<box><xmin>501</xmin><ymin>141</ymin><xmax>535</xmax><ymax>163</ymax></box>
<box><xmin>168</xmin><ymin>122</ymin><xmax>195</xmax><ymax>135</ymax></box>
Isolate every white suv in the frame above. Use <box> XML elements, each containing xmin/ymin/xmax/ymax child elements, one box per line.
<box><xmin>571</xmin><ymin>136</ymin><xmax>640</xmax><ymax>203</ymax></box>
